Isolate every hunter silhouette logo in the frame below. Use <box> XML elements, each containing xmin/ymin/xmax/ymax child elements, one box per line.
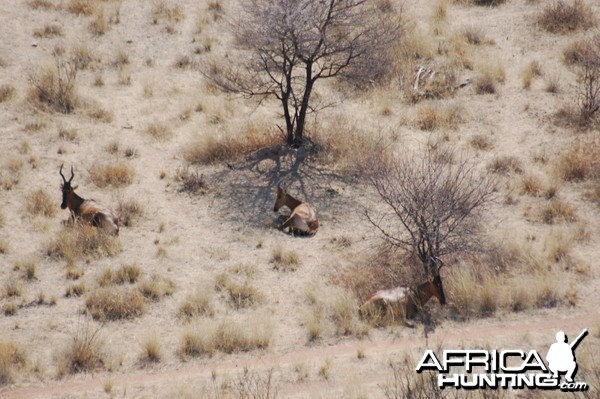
<box><xmin>415</xmin><ymin>329</ymin><xmax>590</xmax><ymax>391</ymax></box>
<box><xmin>546</xmin><ymin>329</ymin><xmax>588</xmax><ymax>383</ymax></box>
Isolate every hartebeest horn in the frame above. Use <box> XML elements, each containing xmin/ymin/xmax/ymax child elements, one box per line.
<box><xmin>59</xmin><ymin>164</ymin><xmax>67</xmax><ymax>183</ymax></box>
<box><xmin>69</xmin><ymin>166</ymin><xmax>74</xmax><ymax>183</ymax></box>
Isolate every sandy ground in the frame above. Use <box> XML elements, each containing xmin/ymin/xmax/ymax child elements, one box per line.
<box><xmin>0</xmin><ymin>0</ymin><xmax>599</xmax><ymax>398</ymax></box>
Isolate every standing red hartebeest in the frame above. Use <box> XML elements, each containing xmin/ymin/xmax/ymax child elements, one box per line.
<box><xmin>273</xmin><ymin>185</ymin><xmax>319</xmax><ymax>236</ymax></box>
<box><xmin>59</xmin><ymin>164</ymin><xmax>119</xmax><ymax>234</ymax></box>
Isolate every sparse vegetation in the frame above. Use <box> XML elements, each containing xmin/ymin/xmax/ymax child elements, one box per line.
<box><xmin>97</xmin><ymin>264</ymin><xmax>141</xmax><ymax>286</ymax></box>
<box><xmin>556</xmin><ymin>141</ymin><xmax>600</xmax><ymax>181</ymax></box>
<box><xmin>270</xmin><ymin>246</ymin><xmax>301</xmax><ymax>271</ymax></box>
<box><xmin>178</xmin><ymin>289</ymin><xmax>214</xmax><ymax>319</ymax></box>
<box><xmin>117</xmin><ymin>199</ymin><xmax>144</xmax><ymax>227</ymax></box>
<box><xmin>33</xmin><ymin>24</ymin><xmax>64</xmax><ymax>38</ymax></box>
<box><xmin>146</xmin><ymin>122</ymin><xmax>172</xmax><ymax>141</ymax></box>
<box><xmin>28</xmin><ymin>56</ymin><xmax>78</xmax><ymax>113</ymax></box>
<box><xmin>140</xmin><ymin>333</ymin><xmax>161</xmax><ymax>364</ymax></box>
<box><xmin>475</xmin><ymin>63</ymin><xmax>505</xmax><ymax>94</ymax></box>
<box><xmin>0</xmin><ymin>341</ymin><xmax>27</xmax><ymax>385</ymax></box>
<box><xmin>183</xmin><ymin>126</ymin><xmax>280</xmax><ymax>165</ymax></box>
<box><xmin>46</xmin><ymin>225</ymin><xmax>122</xmax><ymax>263</ymax></box>
<box><xmin>137</xmin><ymin>274</ymin><xmax>175</xmax><ymax>301</ymax></box>
<box><xmin>25</xmin><ymin>189</ymin><xmax>56</xmax><ymax>217</ymax></box>
<box><xmin>537</xmin><ymin>0</ymin><xmax>596</xmax><ymax>34</ymax></box>
<box><xmin>0</xmin><ymin>84</ymin><xmax>16</xmax><ymax>103</ymax></box>
<box><xmin>522</xmin><ymin>60</ymin><xmax>543</xmax><ymax>89</ymax></box>
<box><xmin>89</xmin><ymin>163</ymin><xmax>134</xmax><ymax>188</ymax></box>
<box><xmin>58</xmin><ymin>321</ymin><xmax>104</xmax><ymax>375</ymax></box>
<box><xmin>539</xmin><ymin>199</ymin><xmax>577</xmax><ymax>224</ymax></box>
<box><xmin>175</xmin><ymin>166</ymin><xmax>208</xmax><ymax>194</ymax></box>
<box><xmin>85</xmin><ymin>287</ymin><xmax>145</xmax><ymax>321</ymax></box>
<box><xmin>415</xmin><ymin>103</ymin><xmax>464</xmax><ymax>131</ymax></box>
<box><xmin>215</xmin><ymin>272</ymin><xmax>262</xmax><ymax>309</ymax></box>
<box><xmin>487</xmin><ymin>155</ymin><xmax>523</xmax><ymax>175</ymax></box>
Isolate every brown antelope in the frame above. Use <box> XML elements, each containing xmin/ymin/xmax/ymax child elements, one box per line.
<box><xmin>360</xmin><ymin>257</ymin><xmax>447</xmax><ymax>323</ymax></box>
<box><xmin>273</xmin><ymin>185</ymin><xmax>319</xmax><ymax>236</ymax></box>
<box><xmin>59</xmin><ymin>165</ymin><xmax>119</xmax><ymax>235</ymax></box>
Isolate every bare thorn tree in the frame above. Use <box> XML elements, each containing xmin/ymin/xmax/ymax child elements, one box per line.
<box><xmin>365</xmin><ymin>149</ymin><xmax>496</xmax><ymax>277</ymax></box>
<box><xmin>204</xmin><ymin>0</ymin><xmax>403</xmax><ymax>146</ymax></box>
<box><xmin>577</xmin><ymin>50</ymin><xmax>600</xmax><ymax>125</ymax></box>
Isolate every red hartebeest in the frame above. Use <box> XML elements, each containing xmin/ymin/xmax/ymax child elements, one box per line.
<box><xmin>273</xmin><ymin>185</ymin><xmax>319</xmax><ymax>236</ymax></box>
<box><xmin>59</xmin><ymin>165</ymin><xmax>119</xmax><ymax>234</ymax></box>
<box><xmin>360</xmin><ymin>258</ymin><xmax>447</xmax><ymax>322</ymax></box>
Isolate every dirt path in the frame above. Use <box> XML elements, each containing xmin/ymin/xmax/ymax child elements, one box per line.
<box><xmin>2</xmin><ymin>312</ymin><xmax>595</xmax><ymax>399</ymax></box>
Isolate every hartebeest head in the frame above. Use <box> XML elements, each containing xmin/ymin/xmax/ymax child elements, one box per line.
<box><xmin>428</xmin><ymin>256</ymin><xmax>446</xmax><ymax>305</ymax></box>
<box><xmin>59</xmin><ymin>164</ymin><xmax>77</xmax><ymax>210</ymax></box>
<box><xmin>273</xmin><ymin>184</ymin><xmax>298</xmax><ymax>212</ymax></box>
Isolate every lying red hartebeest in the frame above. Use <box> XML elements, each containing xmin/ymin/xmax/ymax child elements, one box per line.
<box><xmin>59</xmin><ymin>164</ymin><xmax>119</xmax><ymax>235</ymax></box>
<box><xmin>360</xmin><ymin>258</ymin><xmax>447</xmax><ymax>322</ymax></box>
<box><xmin>273</xmin><ymin>185</ymin><xmax>319</xmax><ymax>236</ymax></box>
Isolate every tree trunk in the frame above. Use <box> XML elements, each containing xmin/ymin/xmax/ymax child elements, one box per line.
<box><xmin>294</xmin><ymin>62</ymin><xmax>315</xmax><ymax>146</ymax></box>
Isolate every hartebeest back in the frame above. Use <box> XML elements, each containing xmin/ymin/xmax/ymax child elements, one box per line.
<box><xmin>360</xmin><ymin>258</ymin><xmax>447</xmax><ymax>321</ymax></box>
<box><xmin>273</xmin><ymin>185</ymin><xmax>319</xmax><ymax>235</ymax></box>
<box><xmin>59</xmin><ymin>165</ymin><xmax>119</xmax><ymax>235</ymax></box>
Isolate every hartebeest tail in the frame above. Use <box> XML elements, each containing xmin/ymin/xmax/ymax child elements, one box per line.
<box><xmin>273</xmin><ymin>185</ymin><xmax>319</xmax><ymax>236</ymax></box>
<box><xmin>59</xmin><ymin>164</ymin><xmax>119</xmax><ymax>235</ymax></box>
<box><xmin>360</xmin><ymin>257</ymin><xmax>447</xmax><ymax>322</ymax></box>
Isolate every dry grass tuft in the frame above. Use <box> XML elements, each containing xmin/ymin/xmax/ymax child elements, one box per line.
<box><xmin>89</xmin><ymin>163</ymin><xmax>134</xmax><ymax>188</ymax></box>
<box><xmin>85</xmin><ymin>287</ymin><xmax>145</xmax><ymax>321</ymax></box>
<box><xmin>555</xmin><ymin>141</ymin><xmax>600</xmax><ymax>181</ymax></box>
<box><xmin>487</xmin><ymin>156</ymin><xmax>523</xmax><ymax>175</ymax></box>
<box><xmin>15</xmin><ymin>259</ymin><xmax>37</xmax><ymax>281</ymax></box>
<box><xmin>139</xmin><ymin>333</ymin><xmax>161</xmax><ymax>364</ymax></box>
<box><xmin>459</xmin><ymin>26</ymin><xmax>492</xmax><ymax>46</ymax></box>
<box><xmin>270</xmin><ymin>246</ymin><xmax>301</xmax><ymax>272</ymax></box>
<box><xmin>3</xmin><ymin>280</ymin><xmax>23</xmax><ymax>299</ymax></box>
<box><xmin>25</xmin><ymin>189</ymin><xmax>56</xmax><ymax>217</ymax></box>
<box><xmin>331</xmin><ymin>291</ymin><xmax>367</xmax><ymax>337</ymax></box>
<box><xmin>179</xmin><ymin>330</ymin><xmax>214</xmax><ymax>359</ymax></box>
<box><xmin>475</xmin><ymin>63</ymin><xmax>505</xmax><ymax>94</ymax></box>
<box><xmin>58</xmin><ymin>321</ymin><xmax>104</xmax><ymax>376</ymax></box>
<box><xmin>27</xmin><ymin>0</ymin><xmax>55</xmax><ymax>10</ymax></box>
<box><xmin>213</xmin><ymin>319</ymin><xmax>272</xmax><ymax>354</ymax></box>
<box><xmin>33</xmin><ymin>24</ymin><xmax>64</xmax><ymax>38</ymax></box>
<box><xmin>184</xmin><ymin>125</ymin><xmax>280</xmax><ymax>165</ymax></box>
<box><xmin>137</xmin><ymin>274</ymin><xmax>175</xmax><ymax>301</ymax></box>
<box><xmin>65</xmin><ymin>282</ymin><xmax>86</xmax><ymax>297</ymax></box>
<box><xmin>469</xmin><ymin>134</ymin><xmax>494</xmax><ymax>151</ymax></box>
<box><xmin>539</xmin><ymin>199</ymin><xmax>577</xmax><ymax>224</ymax></box>
<box><xmin>215</xmin><ymin>272</ymin><xmax>262</xmax><ymax>309</ymax></box>
<box><xmin>0</xmin><ymin>240</ymin><xmax>8</xmax><ymax>255</ymax></box>
<box><xmin>146</xmin><ymin>122</ymin><xmax>173</xmax><ymax>141</ymax></box>
<box><xmin>415</xmin><ymin>103</ymin><xmax>464</xmax><ymax>131</ymax></box>
<box><xmin>97</xmin><ymin>264</ymin><xmax>141</xmax><ymax>287</ymax></box>
<box><xmin>179</xmin><ymin>318</ymin><xmax>272</xmax><ymax>359</ymax></box>
<box><xmin>152</xmin><ymin>1</ymin><xmax>183</xmax><ymax>25</ymax></box>
<box><xmin>28</xmin><ymin>57</ymin><xmax>78</xmax><ymax>113</ymax></box>
<box><xmin>178</xmin><ymin>289</ymin><xmax>214</xmax><ymax>320</ymax></box>
<box><xmin>175</xmin><ymin>167</ymin><xmax>209</xmax><ymax>194</ymax></box>
<box><xmin>0</xmin><ymin>341</ymin><xmax>27</xmax><ymax>385</ymax></box>
<box><xmin>66</xmin><ymin>0</ymin><xmax>96</xmax><ymax>16</ymax></box>
<box><xmin>563</xmin><ymin>38</ymin><xmax>596</xmax><ymax>65</ymax></box>
<box><xmin>46</xmin><ymin>225</ymin><xmax>122</xmax><ymax>263</ymax></box>
<box><xmin>0</xmin><ymin>84</ymin><xmax>16</xmax><ymax>103</ymax></box>
<box><xmin>537</xmin><ymin>0</ymin><xmax>596</xmax><ymax>34</ymax></box>
<box><xmin>117</xmin><ymin>199</ymin><xmax>144</xmax><ymax>227</ymax></box>
<box><xmin>522</xmin><ymin>60</ymin><xmax>543</xmax><ymax>89</ymax></box>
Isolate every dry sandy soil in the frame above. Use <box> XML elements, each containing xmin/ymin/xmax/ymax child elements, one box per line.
<box><xmin>0</xmin><ymin>0</ymin><xmax>599</xmax><ymax>398</ymax></box>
